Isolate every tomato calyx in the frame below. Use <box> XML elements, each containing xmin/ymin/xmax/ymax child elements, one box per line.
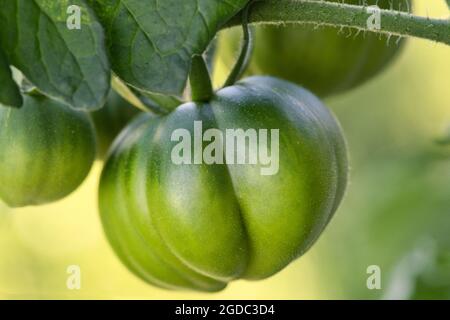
<box><xmin>189</xmin><ymin>55</ymin><xmax>214</xmax><ymax>103</ymax></box>
<box><xmin>188</xmin><ymin>0</ymin><xmax>256</xmax><ymax>104</ymax></box>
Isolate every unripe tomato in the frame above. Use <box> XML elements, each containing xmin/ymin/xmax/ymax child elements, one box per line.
<box><xmin>0</xmin><ymin>94</ymin><xmax>96</xmax><ymax>207</ymax></box>
<box><xmin>90</xmin><ymin>90</ymin><xmax>140</xmax><ymax>159</ymax></box>
<box><xmin>218</xmin><ymin>0</ymin><xmax>410</xmax><ymax>97</ymax></box>
<box><xmin>99</xmin><ymin>76</ymin><xmax>348</xmax><ymax>291</ymax></box>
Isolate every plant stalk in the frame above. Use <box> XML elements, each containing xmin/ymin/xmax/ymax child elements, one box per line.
<box><xmin>224</xmin><ymin>0</ymin><xmax>255</xmax><ymax>87</ymax></box>
<box><xmin>224</xmin><ymin>0</ymin><xmax>450</xmax><ymax>46</ymax></box>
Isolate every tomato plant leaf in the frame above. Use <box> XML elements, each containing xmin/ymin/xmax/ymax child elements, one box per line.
<box><xmin>88</xmin><ymin>0</ymin><xmax>249</xmax><ymax>96</ymax></box>
<box><xmin>0</xmin><ymin>0</ymin><xmax>110</xmax><ymax>110</ymax></box>
<box><xmin>0</xmin><ymin>49</ymin><xmax>22</xmax><ymax>108</ymax></box>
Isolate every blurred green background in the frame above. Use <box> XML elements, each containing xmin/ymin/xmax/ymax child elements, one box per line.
<box><xmin>0</xmin><ymin>1</ymin><xmax>449</xmax><ymax>300</ymax></box>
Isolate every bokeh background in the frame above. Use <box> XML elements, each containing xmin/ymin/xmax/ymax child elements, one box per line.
<box><xmin>0</xmin><ymin>1</ymin><xmax>449</xmax><ymax>300</ymax></box>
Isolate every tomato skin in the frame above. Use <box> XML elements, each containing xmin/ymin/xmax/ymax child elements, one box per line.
<box><xmin>99</xmin><ymin>76</ymin><xmax>348</xmax><ymax>291</ymax></box>
<box><xmin>90</xmin><ymin>90</ymin><xmax>140</xmax><ymax>159</ymax></box>
<box><xmin>0</xmin><ymin>94</ymin><xmax>96</xmax><ymax>208</ymax></box>
<box><xmin>218</xmin><ymin>0</ymin><xmax>409</xmax><ymax>97</ymax></box>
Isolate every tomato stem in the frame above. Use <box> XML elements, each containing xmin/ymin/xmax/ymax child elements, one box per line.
<box><xmin>223</xmin><ymin>0</ymin><xmax>255</xmax><ymax>88</ymax></box>
<box><xmin>224</xmin><ymin>0</ymin><xmax>450</xmax><ymax>46</ymax></box>
<box><xmin>189</xmin><ymin>55</ymin><xmax>214</xmax><ymax>102</ymax></box>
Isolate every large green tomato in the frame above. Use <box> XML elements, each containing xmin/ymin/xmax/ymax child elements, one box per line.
<box><xmin>90</xmin><ymin>90</ymin><xmax>140</xmax><ymax>159</ymax></box>
<box><xmin>0</xmin><ymin>94</ymin><xmax>96</xmax><ymax>207</ymax></box>
<box><xmin>99</xmin><ymin>76</ymin><xmax>348</xmax><ymax>291</ymax></box>
<box><xmin>218</xmin><ymin>0</ymin><xmax>409</xmax><ymax>97</ymax></box>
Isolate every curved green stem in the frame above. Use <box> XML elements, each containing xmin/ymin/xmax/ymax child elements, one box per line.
<box><xmin>224</xmin><ymin>1</ymin><xmax>255</xmax><ymax>87</ymax></box>
<box><xmin>225</xmin><ymin>0</ymin><xmax>450</xmax><ymax>46</ymax></box>
<box><xmin>190</xmin><ymin>55</ymin><xmax>214</xmax><ymax>102</ymax></box>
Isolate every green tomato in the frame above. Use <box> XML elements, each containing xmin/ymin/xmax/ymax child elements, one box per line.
<box><xmin>218</xmin><ymin>0</ymin><xmax>409</xmax><ymax>97</ymax></box>
<box><xmin>90</xmin><ymin>90</ymin><xmax>140</xmax><ymax>159</ymax></box>
<box><xmin>99</xmin><ymin>76</ymin><xmax>348</xmax><ymax>291</ymax></box>
<box><xmin>0</xmin><ymin>94</ymin><xmax>96</xmax><ymax>208</ymax></box>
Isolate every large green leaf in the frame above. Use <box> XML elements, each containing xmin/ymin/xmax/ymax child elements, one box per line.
<box><xmin>0</xmin><ymin>0</ymin><xmax>110</xmax><ymax>110</ymax></box>
<box><xmin>89</xmin><ymin>0</ymin><xmax>249</xmax><ymax>96</ymax></box>
<box><xmin>0</xmin><ymin>49</ymin><xmax>22</xmax><ymax>108</ymax></box>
